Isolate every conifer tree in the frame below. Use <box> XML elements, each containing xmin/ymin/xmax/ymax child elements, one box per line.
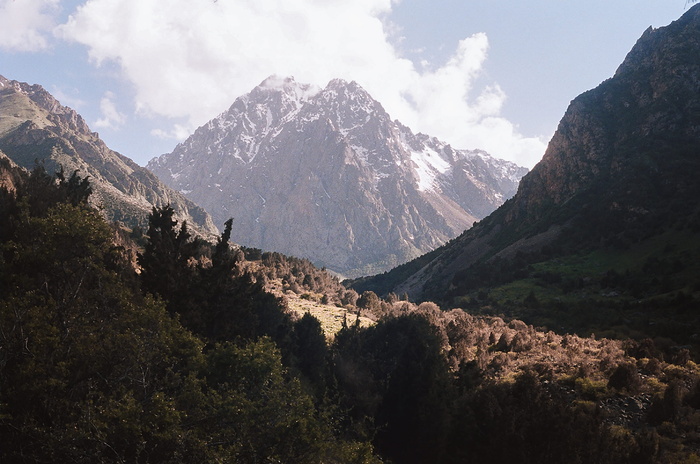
<box><xmin>138</xmin><ymin>204</ymin><xmax>196</xmax><ymax>305</ymax></box>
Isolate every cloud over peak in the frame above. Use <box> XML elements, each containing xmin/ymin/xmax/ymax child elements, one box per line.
<box><xmin>56</xmin><ymin>0</ymin><xmax>544</xmax><ymax>166</ymax></box>
<box><xmin>94</xmin><ymin>91</ymin><xmax>126</xmax><ymax>130</ymax></box>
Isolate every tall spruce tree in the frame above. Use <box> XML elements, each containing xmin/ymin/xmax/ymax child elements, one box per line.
<box><xmin>138</xmin><ymin>205</ymin><xmax>197</xmax><ymax>307</ymax></box>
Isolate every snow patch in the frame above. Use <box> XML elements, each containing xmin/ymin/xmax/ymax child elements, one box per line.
<box><xmin>410</xmin><ymin>147</ymin><xmax>450</xmax><ymax>192</ymax></box>
<box><xmin>350</xmin><ymin>144</ymin><xmax>369</xmax><ymax>164</ymax></box>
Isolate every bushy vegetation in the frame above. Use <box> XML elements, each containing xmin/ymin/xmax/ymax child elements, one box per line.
<box><xmin>381</xmin><ymin>179</ymin><xmax>700</xmax><ymax>356</ymax></box>
<box><xmin>0</xmin><ymin>166</ymin><xmax>376</xmax><ymax>463</ymax></box>
<box><xmin>439</xmin><ymin>227</ymin><xmax>700</xmax><ymax>354</ymax></box>
<box><xmin>329</xmin><ymin>302</ymin><xmax>700</xmax><ymax>463</ymax></box>
<box><xmin>1</xmin><ymin>166</ymin><xmax>699</xmax><ymax>462</ymax></box>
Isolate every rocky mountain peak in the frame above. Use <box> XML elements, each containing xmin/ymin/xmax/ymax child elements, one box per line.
<box><xmin>246</xmin><ymin>75</ymin><xmax>321</xmax><ymax>119</ymax></box>
<box><xmin>323</xmin><ymin>78</ymin><xmax>375</xmax><ymax>104</ymax></box>
<box><xmin>165</xmin><ymin>75</ymin><xmax>322</xmax><ymax>167</ymax></box>
<box><xmin>314</xmin><ymin>78</ymin><xmax>386</xmax><ymax>127</ymax></box>
<box><xmin>257</xmin><ymin>75</ymin><xmax>320</xmax><ymax>101</ymax></box>
<box><xmin>149</xmin><ymin>77</ymin><xmax>527</xmax><ymax>277</ymax></box>
<box><xmin>0</xmin><ymin>74</ymin><xmax>93</xmax><ymax>136</ymax></box>
<box><xmin>509</xmin><ymin>3</ymin><xmax>700</xmax><ymax>228</ymax></box>
<box><xmin>614</xmin><ymin>4</ymin><xmax>700</xmax><ymax>79</ymax></box>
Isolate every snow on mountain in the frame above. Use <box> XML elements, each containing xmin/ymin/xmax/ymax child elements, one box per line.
<box><xmin>148</xmin><ymin>76</ymin><xmax>527</xmax><ymax>277</ymax></box>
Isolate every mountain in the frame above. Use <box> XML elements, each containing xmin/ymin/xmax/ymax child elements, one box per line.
<box><xmin>148</xmin><ymin>76</ymin><xmax>527</xmax><ymax>277</ymax></box>
<box><xmin>351</xmin><ymin>6</ymin><xmax>700</xmax><ymax>342</ymax></box>
<box><xmin>0</xmin><ymin>75</ymin><xmax>218</xmax><ymax>237</ymax></box>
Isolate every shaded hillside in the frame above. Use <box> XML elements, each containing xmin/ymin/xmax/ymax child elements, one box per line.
<box><xmin>149</xmin><ymin>76</ymin><xmax>526</xmax><ymax>277</ymax></box>
<box><xmin>0</xmin><ymin>75</ymin><xmax>218</xmax><ymax>237</ymax></box>
<box><xmin>0</xmin><ymin>165</ymin><xmax>381</xmax><ymax>463</ymax></box>
<box><xmin>351</xmin><ymin>6</ymin><xmax>700</xmax><ymax>345</ymax></box>
<box><xmin>3</xmin><ymin>164</ymin><xmax>700</xmax><ymax>463</ymax></box>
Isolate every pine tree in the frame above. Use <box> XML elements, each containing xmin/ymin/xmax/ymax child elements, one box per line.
<box><xmin>138</xmin><ymin>205</ymin><xmax>196</xmax><ymax>306</ymax></box>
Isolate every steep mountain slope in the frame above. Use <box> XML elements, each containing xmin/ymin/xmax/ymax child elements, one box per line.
<box><xmin>149</xmin><ymin>76</ymin><xmax>526</xmax><ymax>277</ymax></box>
<box><xmin>352</xmin><ymin>6</ymin><xmax>700</xmax><ymax>339</ymax></box>
<box><xmin>0</xmin><ymin>75</ymin><xmax>218</xmax><ymax>237</ymax></box>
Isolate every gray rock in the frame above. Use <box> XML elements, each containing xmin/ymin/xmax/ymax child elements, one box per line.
<box><xmin>149</xmin><ymin>76</ymin><xmax>526</xmax><ymax>277</ymax></box>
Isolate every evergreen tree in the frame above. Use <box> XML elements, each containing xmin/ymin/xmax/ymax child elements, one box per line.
<box><xmin>0</xmin><ymin>169</ymin><xmax>379</xmax><ymax>463</ymax></box>
<box><xmin>56</xmin><ymin>166</ymin><xmax>92</xmax><ymax>206</ymax></box>
<box><xmin>293</xmin><ymin>313</ymin><xmax>330</xmax><ymax>400</ymax></box>
<box><xmin>212</xmin><ymin>217</ymin><xmax>234</xmax><ymax>269</ymax></box>
<box><xmin>137</xmin><ymin>204</ymin><xmax>197</xmax><ymax>305</ymax></box>
<box><xmin>332</xmin><ymin>314</ymin><xmax>454</xmax><ymax>463</ymax></box>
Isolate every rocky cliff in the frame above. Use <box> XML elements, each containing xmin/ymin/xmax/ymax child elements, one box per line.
<box><xmin>0</xmin><ymin>75</ymin><xmax>218</xmax><ymax>237</ymax></box>
<box><xmin>352</xmin><ymin>5</ymin><xmax>700</xmax><ymax>302</ymax></box>
<box><xmin>149</xmin><ymin>77</ymin><xmax>526</xmax><ymax>277</ymax></box>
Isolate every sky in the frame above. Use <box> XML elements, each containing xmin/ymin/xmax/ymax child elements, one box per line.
<box><xmin>0</xmin><ymin>0</ymin><xmax>691</xmax><ymax>168</ymax></box>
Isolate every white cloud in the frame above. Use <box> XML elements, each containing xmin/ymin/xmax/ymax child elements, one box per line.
<box><xmin>94</xmin><ymin>91</ymin><xmax>126</xmax><ymax>129</ymax></box>
<box><xmin>58</xmin><ymin>0</ymin><xmax>545</xmax><ymax>167</ymax></box>
<box><xmin>0</xmin><ymin>0</ymin><xmax>59</xmax><ymax>52</ymax></box>
<box><xmin>50</xmin><ymin>85</ymin><xmax>86</xmax><ymax>110</ymax></box>
<box><xmin>151</xmin><ymin>124</ymin><xmax>194</xmax><ymax>141</ymax></box>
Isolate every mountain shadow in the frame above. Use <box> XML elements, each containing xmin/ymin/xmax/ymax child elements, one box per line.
<box><xmin>350</xmin><ymin>5</ymin><xmax>700</xmax><ymax>346</ymax></box>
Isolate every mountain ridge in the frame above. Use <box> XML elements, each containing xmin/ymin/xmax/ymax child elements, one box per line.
<box><xmin>149</xmin><ymin>76</ymin><xmax>527</xmax><ymax>277</ymax></box>
<box><xmin>0</xmin><ymin>74</ymin><xmax>219</xmax><ymax>237</ymax></box>
<box><xmin>350</xmin><ymin>4</ymin><xmax>700</xmax><ymax>338</ymax></box>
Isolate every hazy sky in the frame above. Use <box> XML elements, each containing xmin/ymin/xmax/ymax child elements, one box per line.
<box><xmin>0</xmin><ymin>0</ymin><xmax>690</xmax><ymax>168</ymax></box>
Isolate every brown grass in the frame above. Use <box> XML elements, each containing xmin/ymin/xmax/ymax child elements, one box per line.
<box><xmin>287</xmin><ymin>296</ymin><xmax>375</xmax><ymax>338</ymax></box>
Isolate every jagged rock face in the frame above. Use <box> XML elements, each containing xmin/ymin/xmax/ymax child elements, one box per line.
<box><xmin>509</xmin><ymin>7</ymin><xmax>700</xmax><ymax>227</ymax></box>
<box><xmin>0</xmin><ymin>75</ymin><xmax>218</xmax><ymax>237</ymax></box>
<box><xmin>354</xmin><ymin>5</ymin><xmax>700</xmax><ymax>299</ymax></box>
<box><xmin>149</xmin><ymin>76</ymin><xmax>526</xmax><ymax>277</ymax></box>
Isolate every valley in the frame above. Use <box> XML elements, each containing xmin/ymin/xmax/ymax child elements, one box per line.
<box><xmin>1</xmin><ymin>5</ymin><xmax>700</xmax><ymax>463</ymax></box>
